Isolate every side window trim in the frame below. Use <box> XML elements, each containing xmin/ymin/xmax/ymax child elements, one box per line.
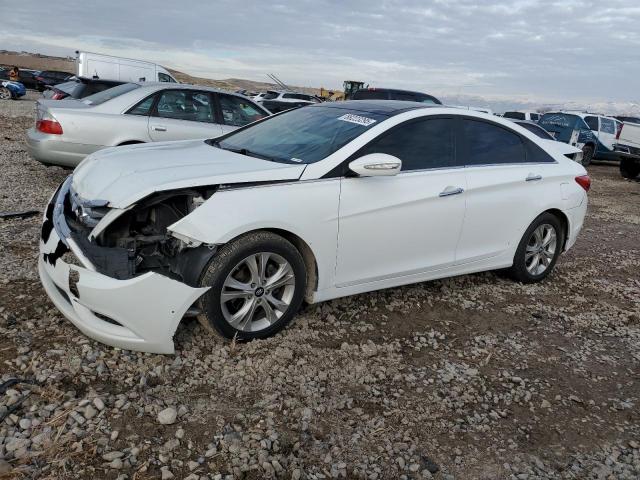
<box><xmin>324</xmin><ymin>114</ymin><xmax>459</xmax><ymax>178</ymax></box>
<box><xmin>125</xmin><ymin>92</ymin><xmax>159</xmax><ymax>116</ymax></box>
<box><xmin>458</xmin><ymin>115</ymin><xmax>556</xmax><ymax>167</ymax></box>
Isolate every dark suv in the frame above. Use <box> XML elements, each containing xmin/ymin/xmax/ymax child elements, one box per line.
<box><xmin>352</xmin><ymin>88</ymin><xmax>441</xmax><ymax>104</ymax></box>
<box><xmin>35</xmin><ymin>71</ymin><xmax>74</xmax><ymax>91</ymax></box>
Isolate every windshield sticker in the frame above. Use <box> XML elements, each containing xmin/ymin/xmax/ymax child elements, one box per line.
<box><xmin>337</xmin><ymin>114</ymin><xmax>377</xmax><ymax>127</ymax></box>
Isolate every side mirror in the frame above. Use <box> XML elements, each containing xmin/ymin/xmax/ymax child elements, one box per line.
<box><xmin>348</xmin><ymin>153</ymin><xmax>402</xmax><ymax>177</ymax></box>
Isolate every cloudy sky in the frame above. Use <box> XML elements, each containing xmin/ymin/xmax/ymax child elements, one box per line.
<box><xmin>2</xmin><ymin>0</ymin><xmax>640</xmax><ymax>109</ymax></box>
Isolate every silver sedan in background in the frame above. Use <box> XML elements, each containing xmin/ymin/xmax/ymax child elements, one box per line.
<box><xmin>26</xmin><ymin>83</ymin><xmax>270</xmax><ymax>167</ymax></box>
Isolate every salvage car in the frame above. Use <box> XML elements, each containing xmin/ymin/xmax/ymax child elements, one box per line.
<box><xmin>0</xmin><ymin>80</ymin><xmax>26</xmax><ymax>100</ymax></box>
<box><xmin>27</xmin><ymin>82</ymin><xmax>270</xmax><ymax>167</ymax></box>
<box><xmin>39</xmin><ymin>101</ymin><xmax>590</xmax><ymax>354</ymax></box>
<box><xmin>539</xmin><ymin>112</ymin><xmax>621</xmax><ymax>165</ymax></box>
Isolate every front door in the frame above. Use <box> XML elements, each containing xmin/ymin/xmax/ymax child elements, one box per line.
<box><xmin>335</xmin><ymin>117</ymin><xmax>467</xmax><ymax>287</ymax></box>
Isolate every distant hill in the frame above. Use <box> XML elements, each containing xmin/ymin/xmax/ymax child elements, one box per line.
<box><xmin>0</xmin><ymin>50</ymin><xmax>322</xmax><ymax>95</ymax></box>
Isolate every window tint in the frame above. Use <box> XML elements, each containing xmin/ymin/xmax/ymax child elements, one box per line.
<box><xmin>154</xmin><ymin>90</ymin><xmax>213</xmax><ymax>122</ymax></box>
<box><xmin>530</xmin><ymin>113</ymin><xmax>540</xmax><ymax>121</ymax></box>
<box><xmin>218</xmin><ymin>94</ymin><xmax>267</xmax><ymax>127</ymax></box>
<box><xmin>353</xmin><ymin>89</ymin><xmax>388</xmax><ymax>100</ymax></box>
<box><xmin>515</xmin><ymin>121</ymin><xmax>554</xmax><ymax>140</ymax></box>
<box><xmin>503</xmin><ymin>112</ymin><xmax>526</xmax><ymax>120</ymax></box>
<box><xmin>600</xmin><ymin>117</ymin><xmax>615</xmax><ymax>134</ymax></box>
<box><xmin>584</xmin><ymin>116</ymin><xmax>598</xmax><ymax>131</ymax></box>
<box><xmin>128</xmin><ymin>95</ymin><xmax>156</xmax><ymax>116</ymax></box>
<box><xmin>359</xmin><ymin>118</ymin><xmax>455</xmax><ymax>171</ymax></box>
<box><xmin>463</xmin><ymin>119</ymin><xmax>526</xmax><ymax>165</ymax></box>
<box><xmin>158</xmin><ymin>72</ymin><xmax>174</xmax><ymax>83</ymax></box>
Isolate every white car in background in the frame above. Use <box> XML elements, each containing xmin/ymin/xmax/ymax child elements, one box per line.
<box><xmin>503</xmin><ymin>111</ymin><xmax>541</xmax><ymax>122</ymax></box>
<box><xmin>39</xmin><ymin>101</ymin><xmax>589</xmax><ymax>354</ymax></box>
<box><xmin>26</xmin><ymin>83</ymin><xmax>270</xmax><ymax>167</ymax></box>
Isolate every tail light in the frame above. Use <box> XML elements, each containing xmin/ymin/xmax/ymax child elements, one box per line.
<box><xmin>575</xmin><ymin>175</ymin><xmax>591</xmax><ymax>192</ymax></box>
<box><xmin>51</xmin><ymin>91</ymin><xmax>66</xmax><ymax>100</ymax></box>
<box><xmin>36</xmin><ymin>109</ymin><xmax>63</xmax><ymax>135</ymax></box>
<box><xmin>616</xmin><ymin>123</ymin><xmax>623</xmax><ymax>140</ymax></box>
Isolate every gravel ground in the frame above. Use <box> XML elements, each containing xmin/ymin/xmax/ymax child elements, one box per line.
<box><xmin>0</xmin><ymin>99</ymin><xmax>639</xmax><ymax>480</ymax></box>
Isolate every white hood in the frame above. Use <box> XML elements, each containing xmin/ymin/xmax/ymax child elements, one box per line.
<box><xmin>71</xmin><ymin>140</ymin><xmax>306</xmax><ymax>208</ymax></box>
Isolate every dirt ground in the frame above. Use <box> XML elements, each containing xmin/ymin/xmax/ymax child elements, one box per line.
<box><xmin>0</xmin><ymin>98</ymin><xmax>638</xmax><ymax>480</ymax></box>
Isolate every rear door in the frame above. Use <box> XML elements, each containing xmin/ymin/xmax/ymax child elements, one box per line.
<box><xmin>456</xmin><ymin>118</ymin><xmax>557</xmax><ymax>264</ymax></box>
<box><xmin>597</xmin><ymin>117</ymin><xmax>617</xmax><ymax>155</ymax></box>
<box><xmin>216</xmin><ymin>93</ymin><xmax>269</xmax><ymax>135</ymax></box>
<box><xmin>148</xmin><ymin>89</ymin><xmax>222</xmax><ymax>141</ymax></box>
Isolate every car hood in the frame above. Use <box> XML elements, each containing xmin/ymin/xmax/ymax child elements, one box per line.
<box><xmin>71</xmin><ymin>140</ymin><xmax>307</xmax><ymax>208</ymax></box>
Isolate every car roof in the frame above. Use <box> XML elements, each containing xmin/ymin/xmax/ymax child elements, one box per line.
<box><xmin>133</xmin><ymin>82</ymin><xmax>237</xmax><ymax>95</ymax></box>
<box><xmin>313</xmin><ymin>100</ymin><xmax>436</xmax><ymax>116</ymax></box>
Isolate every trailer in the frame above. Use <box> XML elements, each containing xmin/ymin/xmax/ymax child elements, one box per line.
<box><xmin>76</xmin><ymin>51</ymin><xmax>178</xmax><ymax>83</ymax></box>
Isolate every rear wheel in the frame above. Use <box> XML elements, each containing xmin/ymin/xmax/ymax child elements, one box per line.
<box><xmin>0</xmin><ymin>87</ymin><xmax>11</xmax><ymax>100</ymax></box>
<box><xmin>508</xmin><ymin>213</ymin><xmax>564</xmax><ymax>283</ymax></box>
<box><xmin>620</xmin><ymin>158</ymin><xmax>640</xmax><ymax>179</ymax></box>
<box><xmin>581</xmin><ymin>144</ymin><xmax>594</xmax><ymax>166</ymax></box>
<box><xmin>197</xmin><ymin>231</ymin><xmax>306</xmax><ymax>340</ymax></box>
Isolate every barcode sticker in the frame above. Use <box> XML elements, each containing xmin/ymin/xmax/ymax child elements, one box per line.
<box><xmin>337</xmin><ymin>114</ymin><xmax>377</xmax><ymax>127</ymax></box>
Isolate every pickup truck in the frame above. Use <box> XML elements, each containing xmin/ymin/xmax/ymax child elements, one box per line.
<box><xmin>614</xmin><ymin>122</ymin><xmax>640</xmax><ymax>179</ymax></box>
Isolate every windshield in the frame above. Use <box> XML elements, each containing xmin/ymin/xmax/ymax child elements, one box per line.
<box><xmin>82</xmin><ymin>83</ymin><xmax>140</xmax><ymax>105</ymax></box>
<box><xmin>215</xmin><ymin>106</ymin><xmax>386</xmax><ymax>164</ymax></box>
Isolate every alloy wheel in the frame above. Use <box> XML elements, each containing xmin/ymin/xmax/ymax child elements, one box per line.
<box><xmin>220</xmin><ymin>252</ymin><xmax>296</xmax><ymax>332</ymax></box>
<box><xmin>525</xmin><ymin>224</ymin><xmax>557</xmax><ymax>275</ymax></box>
<box><xmin>0</xmin><ymin>88</ymin><xmax>11</xmax><ymax>100</ymax></box>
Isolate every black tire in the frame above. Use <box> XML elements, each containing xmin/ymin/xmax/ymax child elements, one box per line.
<box><xmin>508</xmin><ymin>212</ymin><xmax>565</xmax><ymax>284</ymax></box>
<box><xmin>581</xmin><ymin>144</ymin><xmax>594</xmax><ymax>166</ymax></box>
<box><xmin>620</xmin><ymin>158</ymin><xmax>640</xmax><ymax>179</ymax></box>
<box><xmin>197</xmin><ymin>231</ymin><xmax>306</xmax><ymax>340</ymax></box>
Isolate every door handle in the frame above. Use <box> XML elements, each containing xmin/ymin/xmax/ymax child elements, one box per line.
<box><xmin>526</xmin><ymin>173</ymin><xmax>542</xmax><ymax>182</ymax></box>
<box><xmin>152</xmin><ymin>125</ymin><xmax>167</xmax><ymax>132</ymax></box>
<box><xmin>439</xmin><ymin>186</ymin><xmax>464</xmax><ymax>197</ymax></box>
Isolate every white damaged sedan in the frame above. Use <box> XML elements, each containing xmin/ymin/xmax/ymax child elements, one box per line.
<box><xmin>39</xmin><ymin>101</ymin><xmax>590</xmax><ymax>353</ymax></box>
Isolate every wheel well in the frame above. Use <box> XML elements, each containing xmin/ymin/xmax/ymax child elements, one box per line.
<box><xmin>262</xmin><ymin>228</ymin><xmax>318</xmax><ymax>302</ymax></box>
<box><xmin>117</xmin><ymin>140</ymin><xmax>145</xmax><ymax>146</ymax></box>
<box><xmin>545</xmin><ymin>208</ymin><xmax>569</xmax><ymax>250</ymax></box>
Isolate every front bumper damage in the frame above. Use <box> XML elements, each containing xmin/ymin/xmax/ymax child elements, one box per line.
<box><xmin>38</xmin><ymin>177</ymin><xmax>208</xmax><ymax>354</ymax></box>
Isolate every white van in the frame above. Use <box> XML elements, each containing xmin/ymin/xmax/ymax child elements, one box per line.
<box><xmin>76</xmin><ymin>51</ymin><xmax>178</xmax><ymax>83</ymax></box>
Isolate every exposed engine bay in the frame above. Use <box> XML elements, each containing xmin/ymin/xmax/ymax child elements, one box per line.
<box><xmin>65</xmin><ymin>187</ymin><xmax>217</xmax><ymax>282</ymax></box>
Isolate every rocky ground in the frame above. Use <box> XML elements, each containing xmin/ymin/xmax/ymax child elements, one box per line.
<box><xmin>0</xmin><ymin>98</ymin><xmax>639</xmax><ymax>480</ymax></box>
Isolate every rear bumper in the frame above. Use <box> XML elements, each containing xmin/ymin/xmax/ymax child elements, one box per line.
<box><xmin>565</xmin><ymin>194</ymin><xmax>588</xmax><ymax>251</ymax></box>
<box><xmin>26</xmin><ymin>128</ymin><xmax>103</xmax><ymax>167</ymax></box>
<box><xmin>38</xmin><ymin>178</ymin><xmax>208</xmax><ymax>354</ymax></box>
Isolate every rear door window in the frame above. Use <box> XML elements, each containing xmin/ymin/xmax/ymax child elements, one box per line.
<box><xmin>359</xmin><ymin>117</ymin><xmax>456</xmax><ymax>171</ymax></box>
<box><xmin>600</xmin><ymin>117</ymin><xmax>616</xmax><ymax>134</ymax></box>
<box><xmin>584</xmin><ymin>116</ymin><xmax>599</xmax><ymax>131</ymax></box>
<box><xmin>462</xmin><ymin>119</ymin><xmax>526</xmax><ymax>165</ymax></box>
<box><xmin>154</xmin><ymin>90</ymin><xmax>214</xmax><ymax>122</ymax></box>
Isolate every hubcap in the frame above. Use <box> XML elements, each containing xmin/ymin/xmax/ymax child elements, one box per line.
<box><xmin>525</xmin><ymin>224</ymin><xmax>557</xmax><ymax>275</ymax></box>
<box><xmin>0</xmin><ymin>88</ymin><xmax>10</xmax><ymax>100</ymax></box>
<box><xmin>220</xmin><ymin>252</ymin><xmax>295</xmax><ymax>332</ymax></box>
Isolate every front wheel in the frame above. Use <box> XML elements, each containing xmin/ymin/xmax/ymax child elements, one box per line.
<box><xmin>508</xmin><ymin>213</ymin><xmax>565</xmax><ymax>283</ymax></box>
<box><xmin>0</xmin><ymin>87</ymin><xmax>11</xmax><ymax>100</ymax></box>
<box><xmin>620</xmin><ymin>158</ymin><xmax>640</xmax><ymax>179</ymax></box>
<box><xmin>197</xmin><ymin>231</ymin><xmax>306</xmax><ymax>340</ymax></box>
<box><xmin>581</xmin><ymin>144</ymin><xmax>594</xmax><ymax>166</ymax></box>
